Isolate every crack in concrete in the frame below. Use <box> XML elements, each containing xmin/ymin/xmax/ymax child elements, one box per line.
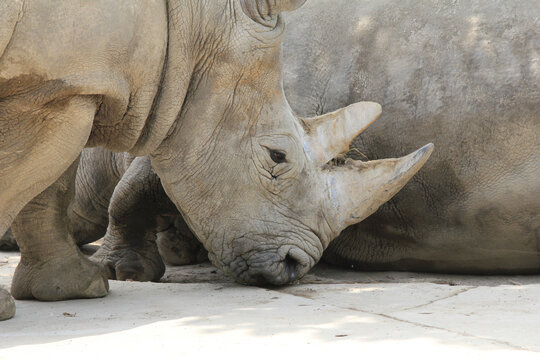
<box><xmin>395</xmin><ymin>286</ymin><xmax>477</xmax><ymax>312</ymax></box>
<box><xmin>373</xmin><ymin>312</ymin><xmax>538</xmax><ymax>353</ymax></box>
<box><xmin>278</xmin><ymin>287</ymin><xmax>539</xmax><ymax>354</ymax></box>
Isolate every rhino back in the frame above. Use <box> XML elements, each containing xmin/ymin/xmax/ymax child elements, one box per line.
<box><xmin>284</xmin><ymin>0</ymin><xmax>540</xmax><ymax>273</ymax></box>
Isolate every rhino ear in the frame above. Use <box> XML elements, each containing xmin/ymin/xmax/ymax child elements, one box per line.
<box><xmin>242</xmin><ymin>0</ymin><xmax>307</xmax><ymax>24</ymax></box>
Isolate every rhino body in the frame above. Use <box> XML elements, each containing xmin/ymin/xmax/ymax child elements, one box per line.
<box><xmin>1</xmin><ymin>0</ymin><xmax>430</xmax><ymax>320</ymax></box>
<box><xmin>284</xmin><ymin>0</ymin><xmax>540</xmax><ymax>273</ymax></box>
<box><xmin>1</xmin><ymin>146</ymin><xmax>204</xmax><ymax>282</ymax></box>
<box><xmin>0</xmin><ymin>288</ymin><xmax>15</xmax><ymax>321</ymax></box>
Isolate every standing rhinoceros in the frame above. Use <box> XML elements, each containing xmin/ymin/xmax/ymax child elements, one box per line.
<box><xmin>0</xmin><ymin>0</ymin><xmax>431</xmax><ymax>320</ymax></box>
<box><xmin>283</xmin><ymin>0</ymin><xmax>540</xmax><ymax>273</ymax></box>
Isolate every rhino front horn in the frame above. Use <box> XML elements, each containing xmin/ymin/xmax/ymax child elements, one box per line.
<box><xmin>327</xmin><ymin>143</ymin><xmax>434</xmax><ymax>230</ymax></box>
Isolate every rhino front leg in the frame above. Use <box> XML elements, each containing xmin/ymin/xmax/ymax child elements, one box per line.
<box><xmin>11</xmin><ymin>159</ymin><xmax>109</xmax><ymax>300</ymax></box>
<box><xmin>91</xmin><ymin>156</ymin><xmax>176</xmax><ymax>282</ymax></box>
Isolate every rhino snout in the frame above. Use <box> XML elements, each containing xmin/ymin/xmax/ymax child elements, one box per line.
<box><xmin>219</xmin><ymin>246</ymin><xmax>312</xmax><ymax>286</ymax></box>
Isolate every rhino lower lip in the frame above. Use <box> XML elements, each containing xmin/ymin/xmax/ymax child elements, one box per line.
<box><xmin>284</xmin><ymin>254</ymin><xmax>297</xmax><ymax>281</ymax></box>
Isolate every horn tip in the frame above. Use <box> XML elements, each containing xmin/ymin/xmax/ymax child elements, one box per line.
<box><xmin>420</xmin><ymin>142</ymin><xmax>434</xmax><ymax>151</ymax></box>
<box><xmin>407</xmin><ymin>143</ymin><xmax>434</xmax><ymax>172</ymax></box>
<box><xmin>418</xmin><ymin>143</ymin><xmax>435</xmax><ymax>158</ymax></box>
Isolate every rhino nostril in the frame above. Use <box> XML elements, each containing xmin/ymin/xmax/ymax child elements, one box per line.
<box><xmin>284</xmin><ymin>254</ymin><xmax>298</xmax><ymax>282</ymax></box>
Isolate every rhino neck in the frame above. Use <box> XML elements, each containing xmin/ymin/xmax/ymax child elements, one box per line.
<box><xmin>128</xmin><ymin>0</ymin><xmax>197</xmax><ymax>155</ymax></box>
<box><xmin>130</xmin><ymin>0</ymin><xmax>235</xmax><ymax>156</ymax></box>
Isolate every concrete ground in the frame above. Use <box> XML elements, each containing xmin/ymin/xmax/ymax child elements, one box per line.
<box><xmin>1</xmin><ymin>250</ymin><xmax>540</xmax><ymax>359</ymax></box>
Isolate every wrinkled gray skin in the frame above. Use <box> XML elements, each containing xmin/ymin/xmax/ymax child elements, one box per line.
<box><xmin>284</xmin><ymin>0</ymin><xmax>540</xmax><ymax>273</ymax></box>
<box><xmin>0</xmin><ymin>0</ymin><xmax>431</xmax><ymax>321</ymax></box>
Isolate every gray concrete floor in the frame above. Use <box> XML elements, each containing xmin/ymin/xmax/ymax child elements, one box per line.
<box><xmin>1</xmin><ymin>250</ymin><xmax>540</xmax><ymax>359</ymax></box>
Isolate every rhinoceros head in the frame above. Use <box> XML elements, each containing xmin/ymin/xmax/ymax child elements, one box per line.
<box><xmin>151</xmin><ymin>0</ymin><xmax>433</xmax><ymax>285</ymax></box>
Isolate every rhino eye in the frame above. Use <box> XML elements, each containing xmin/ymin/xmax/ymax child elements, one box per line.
<box><xmin>269</xmin><ymin>149</ymin><xmax>287</xmax><ymax>164</ymax></box>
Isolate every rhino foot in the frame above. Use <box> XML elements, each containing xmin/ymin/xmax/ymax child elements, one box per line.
<box><xmin>11</xmin><ymin>254</ymin><xmax>109</xmax><ymax>301</ymax></box>
<box><xmin>91</xmin><ymin>236</ymin><xmax>165</xmax><ymax>282</ymax></box>
<box><xmin>0</xmin><ymin>288</ymin><xmax>16</xmax><ymax>321</ymax></box>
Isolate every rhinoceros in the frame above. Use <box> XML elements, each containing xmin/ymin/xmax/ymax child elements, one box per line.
<box><xmin>0</xmin><ymin>0</ymin><xmax>431</xmax><ymax>320</ymax></box>
<box><xmin>284</xmin><ymin>0</ymin><xmax>540</xmax><ymax>273</ymax></box>
<box><xmin>0</xmin><ymin>228</ymin><xmax>16</xmax><ymax>251</ymax></box>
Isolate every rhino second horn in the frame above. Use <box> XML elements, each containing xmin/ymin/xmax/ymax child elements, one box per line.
<box><xmin>303</xmin><ymin>102</ymin><xmax>382</xmax><ymax>164</ymax></box>
<box><xmin>327</xmin><ymin>143</ymin><xmax>434</xmax><ymax>231</ymax></box>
